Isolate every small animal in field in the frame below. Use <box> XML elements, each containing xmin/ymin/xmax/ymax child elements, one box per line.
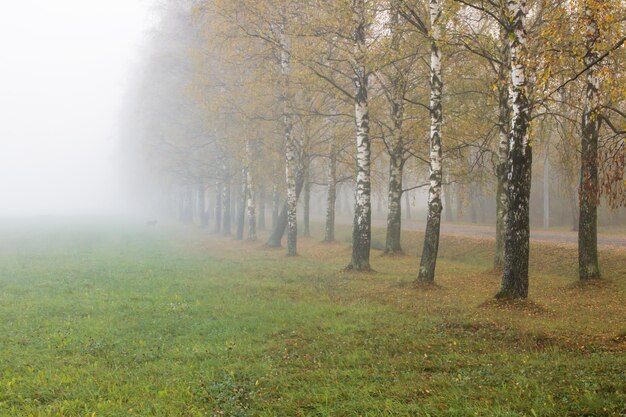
<box><xmin>145</xmin><ymin>220</ymin><xmax>158</xmax><ymax>227</ymax></box>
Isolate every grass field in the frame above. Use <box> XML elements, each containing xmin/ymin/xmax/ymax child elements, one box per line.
<box><xmin>0</xmin><ymin>220</ymin><xmax>624</xmax><ymax>417</ymax></box>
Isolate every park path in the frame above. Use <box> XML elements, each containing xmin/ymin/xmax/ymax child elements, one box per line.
<box><xmin>334</xmin><ymin>216</ymin><xmax>626</xmax><ymax>248</ymax></box>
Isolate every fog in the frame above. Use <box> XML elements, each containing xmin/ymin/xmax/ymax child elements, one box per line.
<box><xmin>0</xmin><ymin>0</ymin><xmax>153</xmax><ymax>216</ymax></box>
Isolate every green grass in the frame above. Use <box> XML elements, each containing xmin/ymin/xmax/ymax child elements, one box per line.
<box><xmin>0</xmin><ymin>220</ymin><xmax>624</xmax><ymax>416</ymax></box>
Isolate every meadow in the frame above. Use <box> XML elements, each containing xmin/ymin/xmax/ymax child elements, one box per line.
<box><xmin>0</xmin><ymin>220</ymin><xmax>624</xmax><ymax>416</ymax></box>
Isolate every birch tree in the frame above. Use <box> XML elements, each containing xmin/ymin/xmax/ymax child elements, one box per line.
<box><xmin>347</xmin><ymin>0</ymin><xmax>374</xmax><ymax>271</ymax></box>
<box><xmin>496</xmin><ymin>0</ymin><xmax>532</xmax><ymax>299</ymax></box>
<box><xmin>578</xmin><ymin>1</ymin><xmax>602</xmax><ymax>280</ymax></box>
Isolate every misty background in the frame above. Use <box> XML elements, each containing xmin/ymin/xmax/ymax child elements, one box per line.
<box><xmin>0</xmin><ymin>0</ymin><xmax>153</xmax><ymax>216</ymax></box>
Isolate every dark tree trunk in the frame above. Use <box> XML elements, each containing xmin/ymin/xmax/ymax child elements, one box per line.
<box><xmin>198</xmin><ymin>184</ymin><xmax>207</xmax><ymax>228</ymax></box>
<box><xmin>324</xmin><ymin>136</ymin><xmax>337</xmax><ymax>242</ymax></box>
<box><xmin>455</xmin><ymin>184</ymin><xmax>463</xmax><ymax>222</ymax></box>
<box><xmin>258</xmin><ymin>186</ymin><xmax>266</xmax><ymax>231</ymax></box>
<box><xmin>470</xmin><ymin>183</ymin><xmax>478</xmax><ymax>224</ymax></box>
<box><xmin>385</xmin><ymin>154</ymin><xmax>403</xmax><ymax>254</ymax></box>
<box><xmin>404</xmin><ymin>190</ymin><xmax>411</xmax><ymax>220</ymax></box>
<box><xmin>302</xmin><ymin>170</ymin><xmax>311</xmax><ymax>238</ymax></box>
<box><xmin>444</xmin><ymin>180</ymin><xmax>453</xmax><ymax>223</ymax></box>
<box><xmin>236</xmin><ymin>168</ymin><xmax>247</xmax><ymax>240</ymax></box>
<box><xmin>571</xmin><ymin>190</ymin><xmax>579</xmax><ymax>232</ymax></box>
<box><xmin>543</xmin><ymin>146</ymin><xmax>550</xmax><ymax>230</ymax></box>
<box><xmin>272</xmin><ymin>180</ymin><xmax>280</xmax><ymax>231</ymax></box>
<box><xmin>266</xmin><ymin>170</ymin><xmax>305</xmax><ymax>247</ymax></box>
<box><xmin>497</xmin><ymin>0</ymin><xmax>532</xmax><ymax>299</ymax></box>
<box><xmin>336</xmin><ymin>185</ymin><xmax>344</xmax><ymax>215</ymax></box>
<box><xmin>222</xmin><ymin>177</ymin><xmax>231</xmax><ymax>236</ymax></box>
<box><xmin>578</xmin><ymin>3</ymin><xmax>601</xmax><ymax>280</ymax></box>
<box><xmin>384</xmin><ymin>8</ymin><xmax>405</xmax><ymax>255</ymax></box>
<box><xmin>478</xmin><ymin>190</ymin><xmax>486</xmax><ymax>224</ymax></box>
<box><xmin>214</xmin><ymin>180</ymin><xmax>222</xmax><ymax>234</ymax></box>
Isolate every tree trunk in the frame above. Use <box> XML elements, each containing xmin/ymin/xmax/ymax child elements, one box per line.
<box><xmin>272</xmin><ymin>177</ymin><xmax>280</xmax><ymax>230</ymax></box>
<box><xmin>346</xmin><ymin>0</ymin><xmax>372</xmax><ymax>271</ymax></box>
<box><xmin>417</xmin><ymin>0</ymin><xmax>443</xmax><ymax>284</ymax></box>
<box><xmin>266</xmin><ymin>170</ymin><xmax>305</xmax><ymax>247</ymax></box>
<box><xmin>478</xmin><ymin>189</ymin><xmax>486</xmax><ymax>224</ymax></box>
<box><xmin>470</xmin><ymin>183</ymin><xmax>478</xmax><ymax>224</ymax></box>
<box><xmin>543</xmin><ymin>146</ymin><xmax>550</xmax><ymax>229</ymax></box>
<box><xmin>198</xmin><ymin>184</ymin><xmax>207</xmax><ymax>228</ymax></box>
<box><xmin>578</xmin><ymin>3</ymin><xmax>601</xmax><ymax>280</ymax></box>
<box><xmin>324</xmin><ymin>135</ymin><xmax>337</xmax><ymax>242</ymax></box>
<box><xmin>384</xmin><ymin>8</ymin><xmax>405</xmax><ymax>255</ymax></box>
<box><xmin>571</xmin><ymin>188</ymin><xmax>579</xmax><ymax>232</ymax></box>
<box><xmin>455</xmin><ymin>183</ymin><xmax>463</xmax><ymax>222</ymax></box>
<box><xmin>404</xmin><ymin>189</ymin><xmax>411</xmax><ymax>220</ymax></box>
<box><xmin>301</xmin><ymin>154</ymin><xmax>311</xmax><ymax>238</ymax></box>
<box><xmin>385</xmin><ymin>154</ymin><xmax>403</xmax><ymax>254</ymax></box>
<box><xmin>497</xmin><ymin>0</ymin><xmax>532</xmax><ymax>299</ymax></box>
<box><xmin>444</xmin><ymin>176</ymin><xmax>453</xmax><ymax>223</ymax></box>
<box><xmin>222</xmin><ymin>175</ymin><xmax>231</xmax><ymax>236</ymax></box>
<box><xmin>258</xmin><ymin>186</ymin><xmax>266</xmax><ymax>231</ymax></box>
<box><xmin>205</xmin><ymin>186</ymin><xmax>212</xmax><ymax>225</ymax></box>
<box><xmin>302</xmin><ymin>174</ymin><xmax>311</xmax><ymax>237</ymax></box>
<box><xmin>236</xmin><ymin>168</ymin><xmax>247</xmax><ymax>240</ymax></box>
<box><xmin>278</xmin><ymin>23</ymin><xmax>298</xmax><ymax>256</ymax></box>
<box><xmin>247</xmin><ymin>165</ymin><xmax>257</xmax><ymax>241</ymax></box>
<box><xmin>494</xmin><ymin>24</ymin><xmax>511</xmax><ymax>269</ymax></box>
<box><xmin>214</xmin><ymin>180</ymin><xmax>222</xmax><ymax>234</ymax></box>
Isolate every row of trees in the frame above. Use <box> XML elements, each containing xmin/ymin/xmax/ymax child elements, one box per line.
<box><xmin>122</xmin><ymin>0</ymin><xmax>625</xmax><ymax>298</ymax></box>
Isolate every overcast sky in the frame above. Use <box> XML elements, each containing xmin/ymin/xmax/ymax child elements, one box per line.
<box><xmin>0</xmin><ymin>0</ymin><xmax>154</xmax><ymax>216</ymax></box>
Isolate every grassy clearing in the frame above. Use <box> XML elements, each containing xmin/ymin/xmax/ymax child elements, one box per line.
<box><xmin>0</xmin><ymin>220</ymin><xmax>624</xmax><ymax>416</ymax></box>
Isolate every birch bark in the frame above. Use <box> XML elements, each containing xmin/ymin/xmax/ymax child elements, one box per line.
<box><xmin>384</xmin><ymin>5</ymin><xmax>405</xmax><ymax>255</ymax></box>
<box><xmin>495</xmin><ymin>32</ymin><xmax>511</xmax><ymax>269</ymax></box>
<box><xmin>578</xmin><ymin>2</ymin><xmax>601</xmax><ymax>280</ymax></box>
<box><xmin>347</xmin><ymin>0</ymin><xmax>372</xmax><ymax>271</ymax></box>
<box><xmin>417</xmin><ymin>0</ymin><xmax>444</xmax><ymax>283</ymax></box>
<box><xmin>278</xmin><ymin>22</ymin><xmax>298</xmax><ymax>256</ymax></box>
<box><xmin>324</xmin><ymin>132</ymin><xmax>337</xmax><ymax>242</ymax></box>
<box><xmin>497</xmin><ymin>0</ymin><xmax>532</xmax><ymax>299</ymax></box>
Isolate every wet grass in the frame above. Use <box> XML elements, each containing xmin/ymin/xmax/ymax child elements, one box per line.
<box><xmin>0</xmin><ymin>220</ymin><xmax>624</xmax><ymax>416</ymax></box>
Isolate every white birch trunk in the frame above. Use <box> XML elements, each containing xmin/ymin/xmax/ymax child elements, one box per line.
<box><xmin>495</xmin><ymin>26</ymin><xmax>511</xmax><ymax>269</ymax></box>
<box><xmin>417</xmin><ymin>0</ymin><xmax>444</xmax><ymax>283</ymax></box>
<box><xmin>347</xmin><ymin>0</ymin><xmax>372</xmax><ymax>270</ymax></box>
<box><xmin>279</xmin><ymin>23</ymin><xmax>298</xmax><ymax>256</ymax></box>
<box><xmin>384</xmin><ymin>5</ymin><xmax>405</xmax><ymax>255</ymax></box>
<box><xmin>324</xmin><ymin>132</ymin><xmax>337</xmax><ymax>242</ymax></box>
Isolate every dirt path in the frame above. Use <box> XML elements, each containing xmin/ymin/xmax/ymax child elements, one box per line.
<box><xmin>335</xmin><ymin>216</ymin><xmax>626</xmax><ymax>248</ymax></box>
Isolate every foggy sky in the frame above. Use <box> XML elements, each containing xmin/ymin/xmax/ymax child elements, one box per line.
<box><xmin>0</xmin><ymin>0</ymin><xmax>153</xmax><ymax>216</ymax></box>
